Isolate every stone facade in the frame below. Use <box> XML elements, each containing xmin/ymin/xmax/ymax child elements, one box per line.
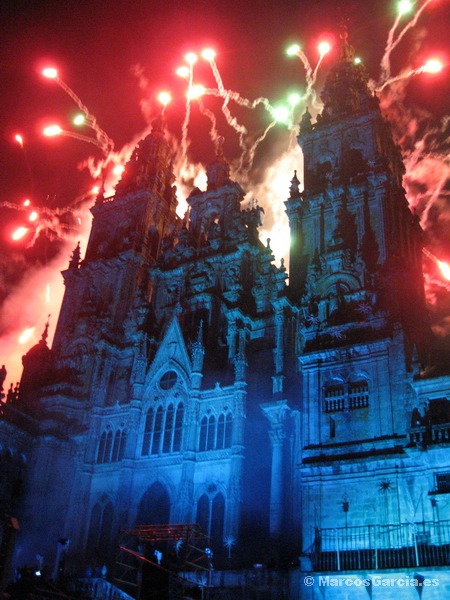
<box><xmin>0</xmin><ymin>33</ymin><xmax>449</xmax><ymax>592</ymax></box>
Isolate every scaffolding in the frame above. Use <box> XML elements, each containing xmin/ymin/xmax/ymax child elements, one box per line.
<box><xmin>113</xmin><ymin>523</ymin><xmax>212</xmax><ymax>600</ymax></box>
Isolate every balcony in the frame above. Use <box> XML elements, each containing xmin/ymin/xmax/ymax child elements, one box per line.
<box><xmin>308</xmin><ymin>520</ymin><xmax>450</xmax><ymax>571</ymax></box>
<box><xmin>409</xmin><ymin>423</ymin><xmax>450</xmax><ymax>448</ymax></box>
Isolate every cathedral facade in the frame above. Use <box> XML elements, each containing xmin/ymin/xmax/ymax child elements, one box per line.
<box><xmin>1</xmin><ymin>34</ymin><xmax>449</xmax><ymax>592</ymax></box>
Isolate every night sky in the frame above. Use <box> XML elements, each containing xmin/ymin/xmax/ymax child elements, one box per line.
<box><xmin>0</xmin><ymin>0</ymin><xmax>449</xmax><ymax>385</ymax></box>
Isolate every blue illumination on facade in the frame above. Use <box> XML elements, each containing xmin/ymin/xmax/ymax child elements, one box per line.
<box><xmin>1</xmin><ymin>34</ymin><xmax>449</xmax><ymax>595</ymax></box>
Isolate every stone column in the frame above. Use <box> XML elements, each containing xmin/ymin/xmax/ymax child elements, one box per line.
<box><xmin>260</xmin><ymin>400</ymin><xmax>290</xmax><ymax>538</ymax></box>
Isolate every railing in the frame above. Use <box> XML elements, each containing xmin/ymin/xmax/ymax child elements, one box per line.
<box><xmin>311</xmin><ymin>520</ymin><xmax>450</xmax><ymax>571</ymax></box>
<box><xmin>68</xmin><ymin>577</ymin><xmax>134</xmax><ymax>600</ymax></box>
<box><xmin>410</xmin><ymin>423</ymin><xmax>450</xmax><ymax>446</ymax></box>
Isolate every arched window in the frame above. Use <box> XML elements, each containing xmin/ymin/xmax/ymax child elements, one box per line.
<box><xmin>217</xmin><ymin>415</ymin><xmax>225</xmax><ymax>450</ymax></box>
<box><xmin>112</xmin><ymin>429</ymin><xmax>127</xmax><ymax>462</ymax></box>
<box><xmin>97</xmin><ymin>429</ymin><xmax>113</xmax><ymax>463</ymax></box>
<box><xmin>112</xmin><ymin>430</ymin><xmax>121</xmax><ymax>462</ymax></box>
<box><xmin>142</xmin><ymin>403</ymin><xmax>184</xmax><ymax>457</ymax></box>
<box><xmin>118</xmin><ymin>430</ymin><xmax>127</xmax><ymax>460</ymax></box>
<box><xmin>173</xmin><ymin>403</ymin><xmax>184</xmax><ymax>452</ymax></box>
<box><xmin>196</xmin><ymin>494</ymin><xmax>210</xmax><ymax>536</ymax></box>
<box><xmin>97</xmin><ymin>432</ymin><xmax>107</xmax><ymax>464</ymax></box>
<box><xmin>199</xmin><ymin>415</ymin><xmax>216</xmax><ymax>451</ymax></box>
<box><xmin>324</xmin><ymin>382</ymin><xmax>345</xmax><ymax>413</ymax></box>
<box><xmin>207</xmin><ymin>416</ymin><xmax>215</xmax><ymax>450</ymax></box>
<box><xmin>151</xmin><ymin>406</ymin><xmax>164</xmax><ymax>455</ymax></box>
<box><xmin>200</xmin><ymin>417</ymin><xmax>208</xmax><ymax>451</ymax></box>
<box><xmin>137</xmin><ymin>482</ymin><xmax>170</xmax><ymax>525</ymax></box>
<box><xmin>163</xmin><ymin>404</ymin><xmax>174</xmax><ymax>453</ymax></box>
<box><xmin>211</xmin><ymin>493</ymin><xmax>225</xmax><ymax>545</ymax></box>
<box><xmin>217</xmin><ymin>413</ymin><xmax>233</xmax><ymax>449</ymax></box>
<box><xmin>348</xmin><ymin>379</ymin><xmax>369</xmax><ymax>409</ymax></box>
<box><xmin>86</xmin><ymin>496</ymin><xmax>114</xmax><ymax>562</ymax></box>
<box><xmin>225</xmin><ymin>413</ymin><xmax>233</xmax><ymax>447</ymax></box>
<box><xmin>324</xmin><ymin>377</ymin><xmax>369</xmax><ymax>413</ymax></box>
<box><xmin>196</xmin><ymin>491</ymin><xmax>225</xmax><ymax>544</ymax></box>
<box><xmin>142</xmin><ymin>408</ymin><xmax>154</xmax><ymax>456</ymax></box>
<box><xmin>104</xmin><ymin>430</ymin><xmax>113</xmax><ymax>462</ymax></box>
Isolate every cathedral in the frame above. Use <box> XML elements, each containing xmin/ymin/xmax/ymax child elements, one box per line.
<box><xmin>1</xmin><ymin>29</ymin><xmax>449</xmax><ymax>599</ymax></box>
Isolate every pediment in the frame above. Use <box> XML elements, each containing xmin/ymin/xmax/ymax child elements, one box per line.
<box><xmin>145</xmin><ymin>315</ymin><xmax>192</xmax><ymax>386</ymax></box>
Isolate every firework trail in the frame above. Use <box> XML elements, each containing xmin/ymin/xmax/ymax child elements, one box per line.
<box><xmin>288</xmin><ymin>46</ymin><xmax>321</xmax><ymax>109</ymax></box>
<box><xmin>379</xmin><ymin>0</ymin><xmax>435</xmax><ymax>84</ymax></box>
<box><xmin>179</xmin><ymin>55</ymin><xmax>197</xmax><ymax>172</ymax></box>
<box><xmin>203</xmin><ymin>53</ymin><xmax>249</xmax><ymax>155</ymax></box>
<box><xmin>14</xmin><ymin>135</ymin><xmax>35</xmax><ymax>193</ymax></box>
<box><xmin>43</xmin><ymin>68</ymin><xmax>114</xmax><ymax>155</ymax></box>
<box><xmin>375</xmin><ymin>62</ymin><xmax>438</xmax><ymax>93</ymax></box>
<box><xmin>197</xmin><ymin>98</ymin><xmax>221</xmax><ymax>151</ymax></box>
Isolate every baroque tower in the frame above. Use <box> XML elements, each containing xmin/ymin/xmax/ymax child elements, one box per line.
<box><xmin>286</xmin><ymin>30</ymin><xmax>447</xmax><ymax>559</ymax></box>
<box><xmin>1</xmin><ymin>26</ymin><xmax>450</xmax><ymax>598</ymax></box>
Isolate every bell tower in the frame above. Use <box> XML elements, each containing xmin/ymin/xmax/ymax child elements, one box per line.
<box><xmin>285</xmin><ymin>29</ymin><xmax>432</xmax><ymax>546</ymax></box>
<box><xmin>286</xmin><ymin>28</ymin><xmax>429</xmax><ymax>364</ymax></box>
<box><xmin>52</xmin><ymin>115</ymin><xmax>179</xmax><ymax>356</ymax></box>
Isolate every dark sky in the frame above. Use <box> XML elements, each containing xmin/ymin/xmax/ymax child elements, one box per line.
<box><xmin>1</xmin><ymin>0</ymin><xmax>448</xmax><ymax>209</ymax></box>
<box><xmin>0</xmin><ymin>0</ymin><xmax>448</xmax><ymax>383</ymax></box>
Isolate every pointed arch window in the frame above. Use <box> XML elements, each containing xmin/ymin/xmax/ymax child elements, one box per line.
<box><xmin>97</xmin><ymin>429</ymin><xmax>113</xmax><ymax>463</ymax></box>
<box><xmin>112</xmin><ymin>429</ymin><xmax>127</xmax><ymax>462</ymax></box>
<box><xmin>217</xmin><ymin>415</ymin><xmax>225</xmax><ymax>450</ymax></box>
<box><xmin>104</xmin><ymin>430</ymin><xmax>113</xmax><ymax>461</ymax></box>
<box><xmin>86</xmin><ymin>496</ymin><xmax>114</xmax><ymax>562</ymax></box>
<box><xmin>97</xmin><ymin>428</ymin><xmax>127</xmax><ymax>463</ymax></box>
<box><xmin>173</xmin><ymin>403</ymin><xmax>184</xmax><ymax>452</ymax></box>
<box><xmin>97</xmin><ymin>432</ymin><xmax>107</xmax><ymax>464</ymax></box>
<box><xmin>142</xmin><ymin>408</ymin><xmax>154</xmax><ymax>456</ymax></box>
<box><xmin>142</xmin><ymin>402</ymin><xmax>184</xmax><ymax>457</ymax></box>
<box><xmin>200</xmin><ymin>415</ymin><xmax>216</xmax><ymax>451</ymax></box>
<box><xmin>200</xmin><ymin>417</ymin><xmax>208</xmax><ymax>451</ymax></box>
<box><xmin>196</xmin><ymin>491</ymin><xmax>225</xmax><ymax>544</ymax></box>
<box><xmin>151</xmin><ymin>406</ymin><xmax>164</xmax><ymax>455</ymax></box>
<box><xmin>217</xmin><ymin>413</ymin><xmax>233</xmax><ymax>449</ymax></box>
<box><xmin>112</xmin><ymin>430</ymin><xmax>121</xmax><ymax>462</ymax></box>
<box><xmin>163</xmin><ymin>404</ymin><xmax>175</xmax><ymax>453</ymax></box>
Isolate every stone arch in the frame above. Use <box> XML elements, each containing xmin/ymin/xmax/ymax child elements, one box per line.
<box><xmin>195</xmin><ymin>488</ymin><xmax>225</xmax><ymax>547</ymax></box>
<box><xmin>136</xmin><ymin>481</ymin><xmax>171</xmax><ymax>525</ymax></box>
<box><xmin>86</xmin><ymin>494</ymin><xmax>115</xmax><ymax>564</ymax></box>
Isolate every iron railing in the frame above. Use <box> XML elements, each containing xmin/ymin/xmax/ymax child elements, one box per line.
<box><xmin>311</xmin><ymin>520</ymin><xmax>450</xmax><ymax>571</ymax></box>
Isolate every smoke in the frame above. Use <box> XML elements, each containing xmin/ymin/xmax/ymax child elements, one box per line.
<box><xmin>378</xmin><ymin>80</ymin><xmax>450</xmax><ymax>335</ymax></box>
<box><xmin>0</xmin><ymin>201</ymin><xmax>93</xmax><ymax>390</ymax></box>
<box><xmin>244</xmin><ymin>143</ymin><xmax>303</xmax><ymax>266</ymax></box>
<box><xmin>1</xmin><ymin>3</ymin><xmax>448</xmax><ymax>391</ymax></box>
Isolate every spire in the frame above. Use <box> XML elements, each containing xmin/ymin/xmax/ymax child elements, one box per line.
<box><xmin>68</xmin><ymin>241</ymin><xmax>81</xmax><ymax>269</ymax></box>
<box><xmin>191</xmin><ymin>321</ymin><xmax>205</xmax><ymax>373</ymax></box>
<box><xmin>289</xmin><ymin>170</ymin><xmax>301</xmax><ymax>198</ymax></box>
<box><xmin>338</xmin><ymin>20</ymin><xmax>355</xmax><ymax>63</ymax></box>
<box><xmin>318</xmin><ymin>26</ymin><xmax>376</xmax><ymax>122</ymax></box>
<box><xmin>94</xmin><ymin>181</ymin><xmax>106</xmax><ymax>206</ymax></box>
<box><xmin>206</xmin><ymin>136</ymin><xmax>230</xmax><ymax>191</ymax></box>
<box><xmin>299</xmin><ymin>107</ymin><xmax>312</xmax><ymax>133</ymax></box>
<box><xmin>40</xmin><ymin>315</ymin><xmax>51</xmax><ymax>346</ymax></box>
<box><xmin>113</xmin><ymin>112</ymin><xmax>175</xmax><ymax>198</ymax></box>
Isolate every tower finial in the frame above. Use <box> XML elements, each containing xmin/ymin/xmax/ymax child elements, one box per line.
<box><xmin>41</xmin><ymin>314</ymin><xmax>51</xmax><ymax>345</ymax></box>
<box><xmin>339</xmin><ymin>18</ymin><xmax>355</xmax><ymax>63</ymax></box>
<box><xmin>215</xmin><ymin>135</ymin><xmax>225</xmax><ymax>159</ymax></box>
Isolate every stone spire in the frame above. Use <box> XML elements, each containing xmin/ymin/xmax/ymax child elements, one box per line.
<box><xmin>68</xmin><ymin>241</ymin><xmax>81</xmax><ymax>269</ymax></box>
<box><xmin>206</xmin><ymin>136</ymin><xmax>230</xmax><ymax>191</ymax></box>
<box><xmin>318</xmin><ymin>26</ymin><xmax>376</xmax><ymax>122</ymax></box>
<box><xmin>114</xmin><ymin>113</ymin><xmax>176</xmax><ymax>199</ymax></box>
